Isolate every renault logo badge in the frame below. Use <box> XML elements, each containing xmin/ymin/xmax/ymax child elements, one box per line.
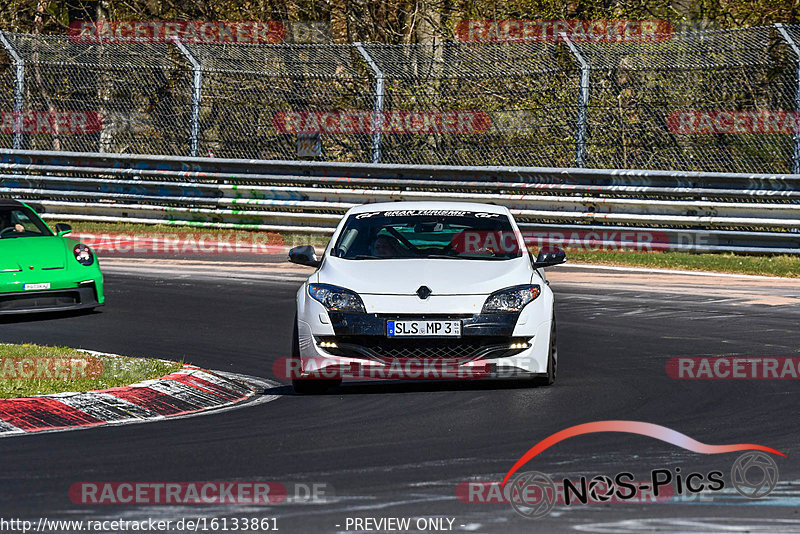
<box><xmin>416</xmin><ymin>286</ymin><xmax>432</xmax><ymax>299</ymax></box>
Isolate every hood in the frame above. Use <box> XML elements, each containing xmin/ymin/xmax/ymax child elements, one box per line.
<box><xmin>0</xmin><ymin>236</ymin><xmax>67</xmax><ymax>271</ymax></box>
<box><xmin>318</xmin><ymin>256</ymin><xmax>532</xmax><ymax>296</ymax></box>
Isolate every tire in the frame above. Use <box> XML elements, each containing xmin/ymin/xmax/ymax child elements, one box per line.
<box><xmin>531</xmin><ymin>316</ymin><xmax>557</xmax><ymax>387</ymax></box>
<box><xmin>290</xmin><ymin>313</ymin><xmax>341</xmax><ymax>394</ymax></box>
<box><xmin>543</xmin><ymin>316</ymin><xmax>557</xmax><ymax>385</ymax></box>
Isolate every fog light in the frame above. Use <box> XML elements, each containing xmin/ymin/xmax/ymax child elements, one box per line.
<box><xmin>509</xmin><ymin>341</ymin><xmax>530</xmax><ymax>349</ymax></box>
<box><xmin>318</xmin><ymin>340</ymin><xmax>338</xmax><ymax>349</ymax></box>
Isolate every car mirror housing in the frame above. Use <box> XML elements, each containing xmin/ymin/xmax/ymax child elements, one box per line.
<box><xmin>532</xmin><ymin>247</ymin><xmax>566</xmax><ymax>268</ymax></box>
<box><xmin>54</xmin><ymin>223</ymin><xmax>72</xmax><ymax>236</ymax></box>
<box><xmin>289</xmin><ymin>245</ymin><xmax>321</xmax><ymax>268</ymax></box>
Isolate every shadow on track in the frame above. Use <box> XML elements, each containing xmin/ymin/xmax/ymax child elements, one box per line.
<box><xmin>0</xmin><ymin>308</ymin><xmax>100</xmax><ymax>325</ymax></box>
<box><xmin>264</xmin><ymin>378</ymin><xmax>552</xmax><ymax>396</ymax></box>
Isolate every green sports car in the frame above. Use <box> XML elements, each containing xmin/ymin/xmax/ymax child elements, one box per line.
<box><xmin>0</xmin><ymin>198</ymin><xmax>104</xmax><ymax>314</ymax></box>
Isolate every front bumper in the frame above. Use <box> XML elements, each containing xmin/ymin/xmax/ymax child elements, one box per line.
<box><xmin>293</xmin><ymin>311</ymin><xmax>552</xmax><ymax>381</ymax></box>
<box><xmin>0</xmin><ymin>283</ymin><xmax>103</xmax><ymax>315</ymax></box>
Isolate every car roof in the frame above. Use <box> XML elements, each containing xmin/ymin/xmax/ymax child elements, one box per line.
<box><xmin>346</xmin><ymin>201</ymin><xmax>511</xmax><ymax>215</ymax></box>
<box><xmin>0</xmin><ymin>198</ymin><xmax>23</xmax><ymax>208</ymax></box>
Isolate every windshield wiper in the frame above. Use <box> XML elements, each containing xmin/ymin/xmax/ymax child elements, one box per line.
<box><xmin>424</xmin><ymin>253</ymin><xmax>511</xmax><ymax>260</ymax></box>
<box><xmin>351</xmin><ymin>254</ymin><xmax>382</xmax><ymax>259</ymax></box>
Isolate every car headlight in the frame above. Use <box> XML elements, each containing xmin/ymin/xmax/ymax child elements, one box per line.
<box><xmin>482</xmin><ymin>284</ymin><xmax>540</xmax><ymax>313</ymax></box>
<box><xmin>73</xmin><ymin>244</ymin><xmax>94</xmax><ymax>266</ymax></box>
<box><xmin>308</xmin><ymin>283</ymin><xmax>365</xmax><ymax>313</ymax></box>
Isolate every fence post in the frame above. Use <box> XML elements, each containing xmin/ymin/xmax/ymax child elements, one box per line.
<box><xmin>560</xmin><ymin>32</ymin><xmax>590</xmax><ymax>168</ymax></box>
<box><xmin>354</xmin><ymin>42</ymin><xmax>384</xmax><ymax>164</ymax></box>
<box><xmin>775</xmin><ymin>23</ymin><xmax>800</xmax><ymax>175</ymax></box>
<box><xmin>171</xmin><ymin>37</ymin><xmax>202</xmax><ymax>157</ymax></box>
<box><xmin>0</xmin><ymin>31</ymin><xmax>25</xmax><ymax>150</ymax></box>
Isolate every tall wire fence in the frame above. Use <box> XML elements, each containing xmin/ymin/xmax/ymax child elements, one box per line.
<box><xmin>1</xmin><ymin>25</ymin><xmax>800</xmax><ymax>173</ymax></box>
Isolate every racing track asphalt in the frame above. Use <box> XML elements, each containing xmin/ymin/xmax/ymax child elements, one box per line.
<box><xmin>1</xmin><ymin>260</ymin><xmax>800</xmax><ymax>533</ymax></box>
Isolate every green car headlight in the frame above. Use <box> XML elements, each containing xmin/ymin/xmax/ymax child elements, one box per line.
<box><xmin>73</xmin><ymin>243</ymin><xmax>94</xmax><ymax>266</ymax></box>
<box><xmin>308</xmin><ymin>283</ymin><xmax>365</xmax><ymax>313</ymax></box>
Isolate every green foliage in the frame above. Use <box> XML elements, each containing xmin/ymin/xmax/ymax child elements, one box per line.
<box><xmin>0</xmin><ymin>343</ymin><xmax>182</xmax><ymax>399</ymax></box>
<box><xmin>3</xmin><ymin>0</ymin><xmax>799</xmax><ymax>39</ymax></box>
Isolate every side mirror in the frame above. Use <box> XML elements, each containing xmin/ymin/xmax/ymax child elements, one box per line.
<box><xmin>289</xmin><ymin>245</ymin><xmax>321</xmax><ymax>268</ymax></box>
<box><xmin>532</xmin><ymin>247</ymin><xmax>566</xmax><ymax>268</ymax></box>
<box><xmin>54</xmin><ymin>223</ymin><xmax>72</xmax><ymax>236</ymax></box>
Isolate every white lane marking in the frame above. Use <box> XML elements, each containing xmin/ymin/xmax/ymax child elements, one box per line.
<box><xmin>121</xmin><ymin>377</ymin><xmax>164</xmax><ymax>388</ymax></box>
<box><xmin>175</xmin><ymin>368</ymin><xmax>252</xmax><ymax>396</ymax></box>
<box><xmin>0</xmin><ymin>419</ymin><xmax>24</xmax><ymax>434</ymax></box>
<box><xmin>564</xmin><ymin>263</ymin><xmax>796</xmax><ymax>280</ymax></box>
<box><xmin>146</xmin><ymin>380</ymin><xmax>235</xmax><ymax>408</ymax></box>
<box><xmin>102</xmin><ymin>264</ymin><xmax>309</xmax><ymax>282</ymax></box>
<box><xmin>49</xmin><ymin>392</ymin><xmax>161</xmax><ymax>422</ymax></box>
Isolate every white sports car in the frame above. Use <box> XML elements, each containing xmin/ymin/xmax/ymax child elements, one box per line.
<box><xmin>288</xmin><ymin>201</ymin><xmax>565</xmax><ymax>393</ymax></box>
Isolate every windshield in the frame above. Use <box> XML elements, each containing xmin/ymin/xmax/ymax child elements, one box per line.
<box><xmin>0</xmin><ymin>206</ymin><xmax>52</xmax><ymax>239</ymax></box>
<box><xmin>332</xmin><ymin>209</ymin><xmax>524</xmax><ymax>260</ymax></box>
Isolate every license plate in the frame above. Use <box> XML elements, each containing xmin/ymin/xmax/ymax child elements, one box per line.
<box><xmin>387</xmin><ymin>320</ymin><xmax>461</xmax><ymax>337</ymax></box>
<box><xmin>23</xmin><ymin>283</ymin><xmax>50</xmax><ymax>291</ymax></box>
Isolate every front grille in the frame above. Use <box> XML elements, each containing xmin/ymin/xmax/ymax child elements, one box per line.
<box><xmin>0</xmin><ymin>291</ymin><xmax>79</xmax><ymax>311</ymax></box>
<box><xmin>323</xmin><ymin>336</ymin><xmax>521</xmax><ymax>361</ymax></box>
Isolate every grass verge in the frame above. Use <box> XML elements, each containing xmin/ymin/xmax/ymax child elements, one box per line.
<box><xmin>0</xmin><ymin>343</ymin><xmax>182</xmax><ymax>399</ymax></box>
<box><xmin>567</xmin><ymin>250</ymin><xmax>800</xmax><ymax>278</ymax></box>
<box><xmin>52</xmin><ymin>221</ymin><xmax>800</xmax><ymax>278</ymax></box>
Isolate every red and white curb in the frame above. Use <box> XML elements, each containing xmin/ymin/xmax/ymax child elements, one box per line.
<box><xmin>0</xmin><ymin>361</ymin><xmax>270</xmax><ymax>437</ymax></box>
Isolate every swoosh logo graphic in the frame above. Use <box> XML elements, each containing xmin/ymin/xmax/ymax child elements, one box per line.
<box><xmin>501</xmin><ymin>420</ymin><xmax>785</xmax><ymax>487</ymax></box>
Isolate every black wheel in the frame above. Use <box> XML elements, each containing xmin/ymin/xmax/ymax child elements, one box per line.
<box><xmin>543</xmin><ymin>316</ymin><xmax>557</xmax><ymax>385</ymax></box>
<box><xmin>531</xmin><ymin>316</ymin><xmax>557</xmax><ymax>386</ymax></box>
<box><xmin>290</xmin><ymin>313</ymin><xmax>341</xmax><ymax>394</ymax></box>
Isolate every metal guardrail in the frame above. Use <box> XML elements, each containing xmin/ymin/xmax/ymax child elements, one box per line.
<box><xmin>1</xmin><ymin>149</ymin><xmax>799</xmax><ymax>254</ymax></box>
